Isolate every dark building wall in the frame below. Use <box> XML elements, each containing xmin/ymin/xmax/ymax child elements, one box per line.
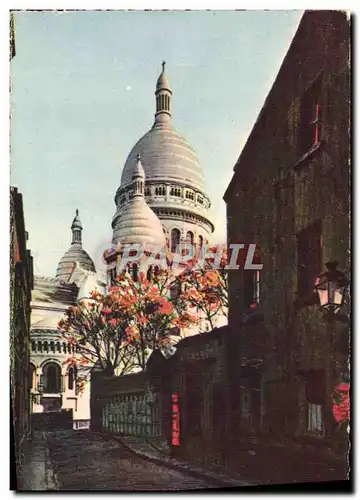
<box><xmin>171</xmin><ymin>327</ymin><xmax>229</xmax><ymax>468</ymax></box>
<box><xmin>10</xmin><ymin>187</ymin><xmax>33</xmax><ymax>476</ymax></box>
<box><xmin>224</xmin><ymin>11</ymin><xmax>350</xmax><ymax>451</ymax></box>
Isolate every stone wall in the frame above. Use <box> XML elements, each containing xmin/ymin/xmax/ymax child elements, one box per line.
<box><xmin>91</xmin><ymin>353</ymin><xmax>171</xmax><ymax>440</ymax></box>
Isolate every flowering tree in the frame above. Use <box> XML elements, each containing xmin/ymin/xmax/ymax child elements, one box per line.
<box><xmin>109</xmin><ymin>269</ymin><xmax>198</xmax><ymax>369</ymax></box>
<box><xmin>175</xmin><ymin>245</ymin><xmax>228</xmax><ymax>331</ymax></box>
<box><xmin>58</xmin><ymin>268</ymin><xmax>199</xmax><ymax>376</ymax></box>
<box><xmin>58</xmin><ymin>291</ymin><xmax>137</xmax><ymax>378</ymax></box>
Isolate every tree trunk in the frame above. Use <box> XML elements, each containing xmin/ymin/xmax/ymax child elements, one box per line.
<box><xmin>103</xmin><ymin>363</ymin><xmax>115</xmax><ymax>377</ymax></box>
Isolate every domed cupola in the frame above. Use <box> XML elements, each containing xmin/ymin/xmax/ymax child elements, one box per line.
<box><xmin>55</xmin><ymin>210</ymin><xmax>96</xmax><ymax>283</ymax></box>
<box><xmin>112</xmin><ymin>155</ymin><xmax>166</xmax><ymax>249</ymax></box>
<box><xmin>113</xmin><ymin>63</ymin><xmax>214</xmax><ymax>253</ymax></box>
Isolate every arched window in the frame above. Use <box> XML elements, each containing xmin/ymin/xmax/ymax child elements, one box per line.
<box><xmin>68</xmin><ymin>367</ymin><xmax>76</xmax><ymax>391</ymax></box>
<box><xmin>171</xmin><ymin>228</ymin><xmax>181</xmax><ymax>253</ymax></box>
<box><xmin>50</xmin><ymin>341</ymin><xmax>55</xmax><ymax>353</ymax></box>
<box><xmin>198</xmin><ymin>235</ymin><xmax>203</xmax><ymax>249</ymax></box>
<box><xmin>43</xmin><ymin>362</ymin><xmax>61</xmax><ymax>394</ymax></box>
<box><xmin>28</xmin><ymin>363</ymin><xmax>36</xmax><ymax>390</ymax></box>
<box><xmin>186</xmin><ymin>231</ymin><xmax>194</xmax><ymax>246</ymax></box>
<box><xmin>132</xmin><ymin>263</ymin><xmax>138</xmax><ymax>281</ymax></box>
<box><xmin>62</xmin><ymin>342</ymin><xmax>67</xmax><ymax>353</ymax></box>
<box><xmin>44</xmin><ymin>341</ymin><xmax>48</xmax><ymax>353</ymax></box>
<box><xmin>147</xmin><ymin>266</ymin><xmax>153</xmax><ymax>281</ymax></box>
<box><xmin>68</xmin><ymin>343</ymin><xmax>72</xmax><ymax>354</ymax></box>
<box><xmin>56</xmin><ymin>342</ymin><xmax>61</xmax><ymax>353</ymax></box>
<box><xmin>31</xmin><ymin>341</ymin><xmax>36</xmax><ymax>352</ymax></box>
<box><xmin>37</xmin><ymin>341</ymin><xmax>42</xmax><ymax>353</ymax></box>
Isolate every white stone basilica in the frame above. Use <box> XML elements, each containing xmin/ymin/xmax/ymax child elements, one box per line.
<box><xmin>112</xmin><ymin>62</ymin><xmax>214</xmax><ymax>255</ymax></box>
<box><xmin>29</xmin><ymin>63</ymin><xmax>223</xmax><ymax>428</ymax></box>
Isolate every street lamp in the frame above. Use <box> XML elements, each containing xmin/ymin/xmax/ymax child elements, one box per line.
<box><xmin>314</xmin><ymin>261</ymin><xmax>349</xmax><ymax>316</ymax></box>
<box><xmin>315</xmin><ymin>261</ymin><xmax>350</xmax><ymax>439</ymax></box>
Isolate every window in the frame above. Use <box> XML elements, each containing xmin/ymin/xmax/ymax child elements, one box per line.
<box><xmin>146</xmin><ymin>266</ymin><xmax>153</xmax><ymax>281</ymax></box>
<box><xmin>109</xmin><ymin>266</ymin><xmax>116</xmax><ymax>285</ymax></box>
<box><xmin>43</xmin><ymin>362</ymin><xmax>61</xmax><ymax>393</ymax></box>
<box><xmin>307</xmin><ymin>403</ymin><xmax>324</xmax><ymax>434</ymax></box>
<box><xmin>156</xmin><ymin>186</ymin><xmax>166</xmax><ymax>196</ymax></box>
<box><xmin>28</xmin><ymin>364</ymin><xmax>36</xmax><ymax>390</ymax></box>
<box><xmin>197</xmin><ymin>195</ymin><xmax>203</xmax><ymax>204</ymax></box>
<box><xmin>243</xmin><ymin>270</ymin><xmax>261</xmax><ymax>309</ymax></box>
<box><xmin>145</xmin><ymin>186</ymin><xmax>150</xmax><ymax>196</ymax></box>
<box><xmin>132</xmin><ymin>263</ymin><xmax>139</xmax><ymax>281</ymax></box>
<box><xmin>37</xmin><ymin>341</ymin><xmax>42</xmax><ymax>353</ymax></box>
<box><xmin>170</xmin><ymin>281</ymin><xmax>181</xmax><ymax>300</ymax></box>
<box><xmin>171</xmin><ymin>228</ymin><xmax>181</xmax><ymax>253</ymax></box>
<box><xmin>298</xmin><ymin>75</ymin><xmax>322</xmax><ymax>157</ymax></box>
<box><xmin>171</xmin><ymin>187</ymin><xmax>181</xmax><ymax>197</ymax></box>
<box><xmin>305</xmin><ymin>369</ymin><xmax>325</xmax><ymax>434</ymax></box>
<box><xmin>68</xmin><ymin>367</ymin><xmax>76</xmax><ymax>391</ymax></box>
<box><xmin>44</xmin><ymin>341</ymin><xmax>48</xmax><ymax>353</ymax></box>
<box><xmin>297</xmin><ymin>220</ymin><xmax>322</xmax><ymax>298</ymax></box>
<box><xmin>186</xmin><ymin>231</ymin><xmax>194</xmax><ymax>246</ymax></box>
<box><xmin>56</xmin><ymin>342</ymin><xmax>61</xmax><ymax>353</ymax></box>
<box><xmin>50</xmin><ymin>341</ymin><xmax>55</xmax><ymax>353</ymax></box>
<box><xmin>31</xmin><ymin>341</ymin><xmax>36</xmax><ymax>352</ymax></box>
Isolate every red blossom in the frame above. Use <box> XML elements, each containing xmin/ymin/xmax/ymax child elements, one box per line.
<box><xmin>101</xmin><ymin>307</ymin><xmax>112</xmax><ymax>315</ymax></box>
<box><xmin>332</xmin><ymin>383</ymin><xmax>350</xmax><ymax>424</ymax></box>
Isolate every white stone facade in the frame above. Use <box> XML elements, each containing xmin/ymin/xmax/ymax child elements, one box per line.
<box><xmin>30</xmin><ymin>276</ymin><xmax>91</xmax><ymax>428</ymax></box>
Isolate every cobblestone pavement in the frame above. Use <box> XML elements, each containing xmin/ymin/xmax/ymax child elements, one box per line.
<box><xmin>45</xmin><ymin>430</ymin><xmax>217</xmax><ymax>491</ymax></box>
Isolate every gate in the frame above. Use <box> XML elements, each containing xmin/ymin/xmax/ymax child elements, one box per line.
<box><xmin>102</xmin><ymin>389</ymin><xmax>162</xmax><ymax>437</ymax></box>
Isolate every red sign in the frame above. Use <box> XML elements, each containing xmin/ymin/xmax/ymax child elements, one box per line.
<box><xmin>172</xmin><ymin>393</ymin><xmax>180</xmax><ymax>446</ymax></box>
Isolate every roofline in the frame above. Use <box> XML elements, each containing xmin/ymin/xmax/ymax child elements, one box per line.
<box><xmin>223</xmin><ymin>10</ymin><xmax>306</xmax><ymax>201</ymax></box>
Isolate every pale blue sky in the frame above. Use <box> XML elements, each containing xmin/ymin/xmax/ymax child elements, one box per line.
<box><xmin>10</xmin><ymin>10</ymin><xmax>303</xmax><ymax>277</ymax></box>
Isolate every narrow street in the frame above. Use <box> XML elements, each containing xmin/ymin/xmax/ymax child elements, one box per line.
<box><xmin>45</xmin><ymin>430</ymin><xmax>217</xmax><ymax>491</ymax></box>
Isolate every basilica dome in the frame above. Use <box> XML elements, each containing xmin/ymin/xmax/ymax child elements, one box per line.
<box><xmin>112</xmin><ymin>63</ymin><xmax>214</xmax><ymax>250</ymax></box>
<box><xmin>112</xmin><ymin>156</ymin><xmax>166</xmax><ymax>248</ymax></box>
<box><xmin>56</xmin><ymin>210</ymin><xmax>96</xmax><ymax>283</ymax></box>
<box><xmin>120</xmin><ymin>126</ymin><xmax>205</xmax><ymax>192</ymax></box>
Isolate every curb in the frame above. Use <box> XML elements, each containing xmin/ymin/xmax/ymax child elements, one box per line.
<box><xmin>111</xmin><ymin>435</ymin><xmax>250</xmax><ymax>488</ymax></box>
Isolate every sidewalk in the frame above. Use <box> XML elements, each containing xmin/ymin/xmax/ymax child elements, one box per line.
<box><xmin>17</xmin><ymin>431</ymin><xmax>58</xmax><ymax>491</ymax></box>
<box><xmin>111</xmin><ymin>434</ymin><xmax>255</xmax><ymax>488</ymax></box>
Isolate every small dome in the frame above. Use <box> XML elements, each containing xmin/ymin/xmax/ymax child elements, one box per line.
<box><xmin>56</xmin><ymin>245</ymin><xmax>96</xmax><ymax>283</ymax></box>
<box><xmin>113</xmin><ymin>155</ymin><xmax>166</xmax><ymax>248</ymax></box>
<box><xmin>156</xmin><ymin>72</ymin><xmax>171</xmax><ymax>92</ymax></box>
<box><xmin>156</xmin><ymin>61</ymin><xmax>171</xmax><ymax>92</ymax></box>
<box><xmin>112</xmin><ymin>197</ymin><xmax>166</xmax><ymax>248</ymax></box>
<box><xmin>133</xmin><ymin>154</ymin><xmax>145</xmax><ymax>179</ymax></box>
